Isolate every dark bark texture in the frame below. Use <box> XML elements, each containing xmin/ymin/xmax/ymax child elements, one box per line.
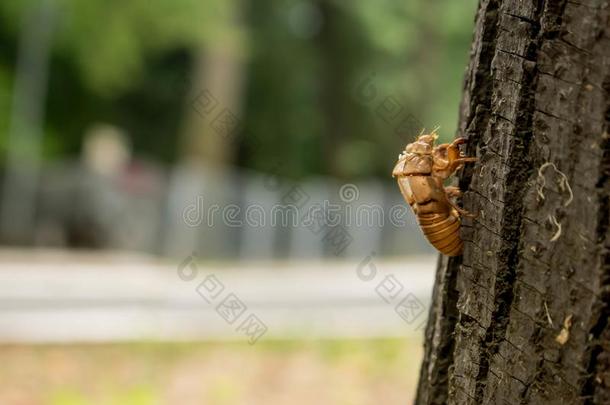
<box><xmin>415</xmin><ymin>0</ymin><xmax>610</xmax><ymax>404</ymax></box>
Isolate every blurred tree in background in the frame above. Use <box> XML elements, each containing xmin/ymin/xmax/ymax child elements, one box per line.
<box><xmin>0</xmin><ymin>0</ymin><xmax>477</xmax><ymax>179</ymax></box>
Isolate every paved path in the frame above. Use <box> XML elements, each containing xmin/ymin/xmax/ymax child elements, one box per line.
<box><xmin>0</xmin><ymin>249</ymin><xmax>436</xmax><ymax>343</ymax></box>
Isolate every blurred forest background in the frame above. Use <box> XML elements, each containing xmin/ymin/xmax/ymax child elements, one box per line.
<box><xmin>0</xmin><ymin>0</ymin><xmax>477</xmax><ymax>259</ymax></box>
<box><xmin>0</xmin><ymin>1</ymin><xmax>480</xmax><ymax>404</ymax></box>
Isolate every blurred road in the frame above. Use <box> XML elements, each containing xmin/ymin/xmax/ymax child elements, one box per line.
<box><xmin>0</xmin><ymin>249</ymin><xmax>436</xmax><ymax>343</ymax></box>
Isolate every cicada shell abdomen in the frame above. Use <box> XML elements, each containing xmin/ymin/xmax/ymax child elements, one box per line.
<box><xmin>417</xmin><ymin>211</ymin><xmax>463</xmax><ymax>256</ymax></box>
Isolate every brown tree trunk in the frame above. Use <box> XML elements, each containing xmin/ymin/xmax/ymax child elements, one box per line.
<box><xmin>415</xmin><ymin>1</ymin><xmax>610</xmax><ymax>404</ymax></box>
<box><xmin>179</xmin><ymin>1</ymin><xmax>245</xmax><ymax>168</ymax></box>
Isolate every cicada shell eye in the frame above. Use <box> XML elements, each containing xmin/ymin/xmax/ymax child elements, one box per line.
<box><xmin>392</xmin><ymin>157</ymin><xmax>407</xmax><ymax>177</ymax></box>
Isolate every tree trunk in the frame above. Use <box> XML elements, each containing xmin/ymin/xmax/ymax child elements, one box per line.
<box><xmin>415</xmin><ymin>1</ymin><xmax>610</xmax><ymax>404</ymax></box>
<box><xmin>179</xmin><ymin>1</ymin><xmax>245</xmax><ymax>168</ymax></box>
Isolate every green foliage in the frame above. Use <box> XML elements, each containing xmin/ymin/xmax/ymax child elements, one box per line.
<box><xmin>0</xmin><ymin>65</ymin><xmax>12</xmax><ymax>158</ymax></box>
<box><xmin>0</xmin><ymin>0</ymin><xmax>479</xmax><ymax>175</ymax></box>
<box><xmin>242</xmin><ymin>0</ymin><xmax>478</xmax><ymax>178</ymax></box>
<box><xmin>0</xmin><ymin>0</ymin><xmax>240</xmax><ymax>95</ymax></box>
<box><xmin>347</xmin><ymin>0</ymin><xmax>479</xmax><ymax>143</ymax></box>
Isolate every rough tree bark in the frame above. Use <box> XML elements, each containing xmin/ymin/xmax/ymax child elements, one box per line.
<box><xmin>415</xmin><ymin>1</ymin><xmax>609</xmax><ymax>404</ymax></box>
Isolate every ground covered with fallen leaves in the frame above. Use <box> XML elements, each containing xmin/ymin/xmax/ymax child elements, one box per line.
<box><xmin>0</xmin><ymin>338</ymin><xmax>423</xmax><ymax>405</ymax></box>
